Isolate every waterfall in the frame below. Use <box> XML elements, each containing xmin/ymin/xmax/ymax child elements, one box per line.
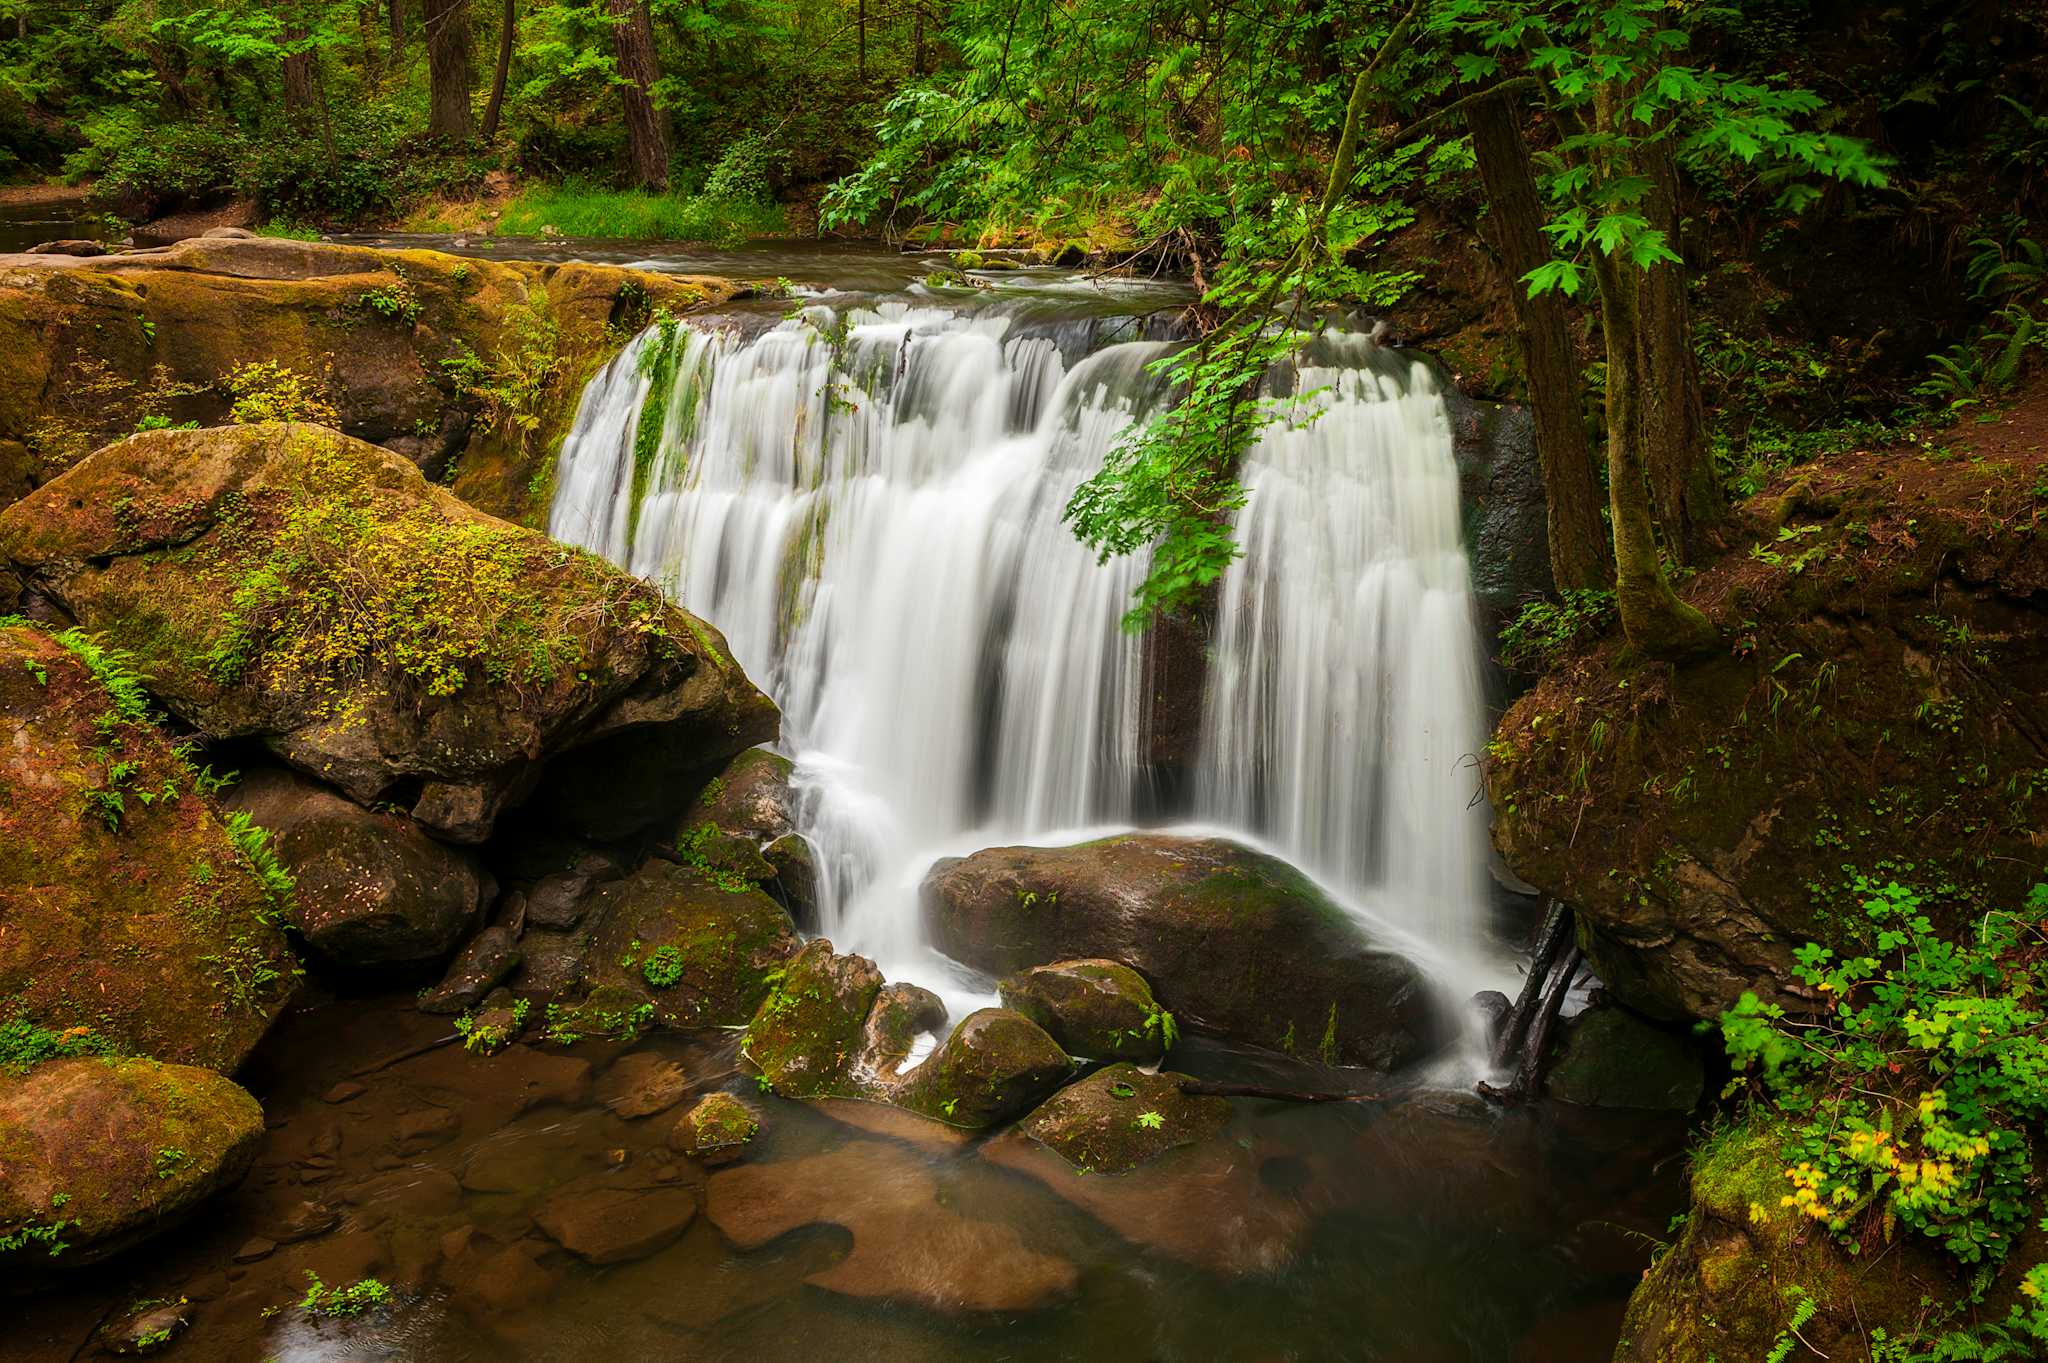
<box><xmin>548</xmin><ymin>292</ymin><xmax>1493</xmax><ymax>1001</ymax></box>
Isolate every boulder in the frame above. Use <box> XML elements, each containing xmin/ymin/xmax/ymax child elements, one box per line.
<box><xmin>668</xmin><ymin>1093</ymin><xmax>760</xmax><ymax>1166</ymax></box>
<box><xmin>999</xmin><ymin>959</ymin><xmax>1169</xmax><ymax>1063</ymax></box>
<box><xmin>0</xmin><ymin>623</ymin><xmax>294</xmax><ymax>1071</ymax></box>
<box><xmin>597</xmin><ymin>1051</ymin><xmax>692</xmax><ymax>1119</ymax></box>
<box><xmin>525</xmin><ymin>869</ymin><xmax>597</xmax><ymax>930</ymax></box>
<box><xmin>534</xmin><ymin>1175</ymin><xmax>697</xmax><ymax>1265</ymax></box>
<box><xmin>0</xmin><ymin>424</ymin><xmax>777</xmax><ymax>844</ymax></box>
<box><xmin>1544</xmin><ymin>1004</ymin><xmax>1705</xmax><ymax>1112</ymax></box>
<box><xmin>554</xmin><ymin>857</ymin><xmax>797</xmax><ymax>1032</ymax></box>
<box><xmin>892</xmin><ymin>1008</ymin><xmax>1072</xmax><ymax>1128</ymax></box>
<box><xmin>1016</xmin><ymin>1064</ymin><xmax>1230</xmax><ymax>1174</ymax></box>
<box><xmin>743</xmin><ymin>939</ymin><xmax>882</xmax><ymax>1097</ymax></box>
<box><xmin>680</xmin><ymin>746</ymin><xmax>796</xmax><ymax>843</ymax></box>
<box><xmin>923</xmin><ymin>835</ymin><xmax>1454</xmax><ymax>1070</ymax></box>
<box><xmin>418</xmin><ymin>925</ymin><xmax>522</xmax><ymax>1014</ymax></box>
<box><xmin>227</xmin><ymin>766</ymin><xmax>482</xmax><ymax>969</ymax></box>
<box><xmin>762</xmin><ymin>833</ymin><xmax>819</xmax><ymax>928</ymax></box>
<box><xmin>0</xmin><ymin>1058</ymin><xmax>264</xmax><ymax>1277</ymax></box>
<box><xmin>856</xmin><ymin>982</ymin><xmax>947</xmax><ymax>1089</ymax></box>
<box><xmin>24</xmin><ymin>240</ymin><xmax>106</xmax><ymax>257</ymax></box>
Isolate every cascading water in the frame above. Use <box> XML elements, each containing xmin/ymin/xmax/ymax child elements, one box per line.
<box><xmin>548</xmin><ymin>284</ymin><xmax>1496</xmax><ymax>1010</ymax></box>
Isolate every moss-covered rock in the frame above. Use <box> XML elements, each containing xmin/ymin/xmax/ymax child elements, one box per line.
<box><xmin>559</xmin><ymin>857</ymin><xmax>798</xmax><ymax>1033</ymax></box>
<box><xmin>0</xmin><ymin>1057</ymin><xmax>264</xmax><ymax>1279</ymax></box>
<box><xmin>680</xmin><ymin>746</ymin><xmax>796</xmax><ymax>844</ymax></box>
<box><xmin>227</xmin><ymin>766</ymin><xmax>482</xmax><ymax>970</ymax></box>
<box><xmin>999</xmin><ymin>959</ymin><xmax>1168</xmax><ymax>1063</ymax></box>
<box><xmin>923</xmin><ymin>835</ymin><xmax>1455</xmax><ymax>1070</ymax></box>
<box><xmin>0</xmin><ymin>236</ymin><xmax>733</xmax><ymax>522</ymax></box>
<box><xmin>1614</xmin><ymin>1118</ymin><xmax>2025</xmax><ymax>1362</ymax></box>
<box><xmin>669</xmin><ymin>1092</ymin><xmax>760</xmax><ymax>1166</ymax></box>
<box><xmin>1488</xmin><ymin>446</ymin><xmax>2048</xmax><ymax>1022</ymax></box>
<box><xmin>0</xmin><ymin>423</ymin><xmax>777</xmax><ymax>843</ymax></box>
<box><xmin>743</xmin><ymin>939</ymin><xmax>883</xmax><ymax>1097</ymax></box>
<box><xmin>1544</xmin><ymin>1003</ymin><xmax>1705</xmax><ymax>1112</ymax></box>
<box><xmin>1017</xmin><ymin>1064</ymin><xmax>1230</xmax><ymax>1173</ymax></box>
<box><xmin>0</xmin><ymin>623</ymin><xmax>294</xmax><ymax>1072</ymax></box>
<box><xmin>892</xmin><ymin>1008</ymin><xmax>1072</xmax><ymax>1129</ymax></box>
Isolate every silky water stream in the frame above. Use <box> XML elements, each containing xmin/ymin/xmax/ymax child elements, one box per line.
<box><xmin>11</xmin><ymin>258</ymin><xmax>1688</xmax><ymax>1363</ymax></box>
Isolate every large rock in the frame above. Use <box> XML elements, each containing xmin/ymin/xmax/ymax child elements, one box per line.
<box><xmin>1544</xmin><ymin>1003</ymin><xmax>1705</xmax><ymax>1111</ymax></box>
<box><xmin>0</xmin><ymin>1058</ymin><xmax>264</xmax><ymax>1278</ymax></box>
<box><xmin>1487</xmin><ymin>449</ymin><xmax>2048</xmax><ymax>1022</ymax></box>
<box><xmin>923</xmin><ymin>835</ymin><xmax>1455</xmax><ymax>1070</ymax></box>
<box><xmin>999</xmin><ymin>959</ymin><xmax>1169</xmax><ymax>1063</ymax></box>
<box><xmin>0</xmin><ymin>622</ymin><xmax>294</xmax><ymax>1071</ymax></box>
<box><xmin>0</xmin><ymin>424</ymin><xmax>777</xmax><ymax>843</ymax></box>
<box><xmin>892</xmin><ymin>1008</ymin><xmax>1072</xmax><ymax>1128</ymax></box>
<box><xmin>743</xmin><ymin>939</ymin><xmax>882</xmax><ymax>1097</ymax></box>
<box><xmin>534</xmin><ymin>1175</ymin><xmax>697</xmax><ymax>1265</ymax></box>
<box><xmin>227</xmin><ymin>766</ymin><xmax>481</xmax><ymax>969</ymax></box>
<box><xmin>1017</xmin><ymin>1064</ymin><xmax>1229</xmax><ymax>1173</ymax></box>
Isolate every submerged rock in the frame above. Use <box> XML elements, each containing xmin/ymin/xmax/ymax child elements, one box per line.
<box><xmin>892</xmin><ymin>1008</ymin><xmax>1072</xmax><ymax>1128</ymax></box>
<box><xmin>0</xmin><ymin>622</ymin><xmax>295</xmax><ymax>1071</ymax></box>
<box><xmin>744</xmin><ymin>939</ymin><xmax>883</xmax><ymax>1097</ymax></box>
<box><xmin>597</xmin><ymin>1051</ymin><xmax>692</xmax><ymax>1119</ymax></box>
<box><xmin>1018</xmin><ymin>1064</ymin><xmax>1229</xmax><ymax>1173</ymax></box>
<box><xmin>228</xmin><ymin>766</ymin><xmax>483</xmax><ymax>970</ymax></box>
<box><xmin>999</xmin><ymin>959</ymin><xmax>1169</xmax><ymax>1063</ymax></box>
<box><xmin>0</xmin><ymin>1058</ymin><xmax>264</xmax><ymax>1277</ymax></box>
<box><xmin>535</xmin><ymin>1175</ymin><xmax>697</xmax><ymax>1265</ymax></box>
<box><xmin>0</xmin><ymin>423</ymin><xmax>776</xmax><ymax>844</ymax></box>
<box><xmin>923</xmin><ymin>834</ymin><xmax>1455</xmax><ymax>1070</ymax></box>
<box><xmin>669</xmin><ymin>1093</ymin><xmax>760</xmax><ymax>1166</ymax></box>
<box><xmin>1545</xmin><ymin>1003</ymin><xmax>1706</xmax><ymax>1111</ymax></box>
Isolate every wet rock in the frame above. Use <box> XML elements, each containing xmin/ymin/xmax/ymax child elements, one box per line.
<box><xmin>704</xmin><ymin>1142</ymin><xmax>1078</xmax><ymax>1313</ymax></box>
<box><xmin>857</xmin><ymin>983</ymin><xmax>947</xmax><ymax>1088</ymax></box>
<box><xmin>763</xmin><ymin>833</ymin><xmax>819</xmax><ymax>928</ymax></box>
<box><xmin>669</xmin><ymin>1093</ymin><xmax>760</xmax><ymax>1166</ymax></box>
<box><xmin>680</xmin><ymin>746</ymin><xmax>796</xmax><ymax>843</ymax></box>
<box><xmin>228</xmin><ymin>766</ymin><xmax>483</xmax><ymax>970</ymax></box>
<box><xmin>419</xmin><ymin>925</ymin><xmax>522</xmax><ymax>1014</ymax></box>
<box><xmin>24</xmin><ymin>239</ymin><xmax>107</xmax><ymax>256</ymax></box>
<box><xmin>892</xmin><ymin>1008</ymin><xmax>1072</xmax><ymax>1128</ymax></box>
<box><xmin>0</xmin><ymin>423</ymin><xmax>777</xmax><ymax>843</ymax></box>
<box><xmin>322</xmin><ymin>1081</ymin><xmax>367</xmax><ymax>1104</ymax></box>
<box><xmin>441</xmin><ymin>1234</ymin><xmax>561</xmax><ymax>1315</ymax></box>
<box><xmin>395</xmin><ymin>1107</ymin><xmax>461</xmax><ymax>1151</ymax></box>
<box><xmin>1473</xmin><ymin>989</ymin><xmax>1513</xmax><ymax>1043</ymax></box>
<box><xmin>924</xmin><ymin>834</ymin><xmax>1455</xmax><ymax>1070</ymax></box>
<box><xmin>535</xmin><ymin>1175</ymin><xmax>697</xmax><ymax>1264</ymax></box>
<box><xmin>1545</xmin><ymin>1004</ymin><xmax>1706</xmax><ymax>1111</ymax></box>
<box><xmin>234</xmin><ymin>1237</ymin><xmax>277</xmax><ymax>1262</ymax></box>
<box><xmin>0</xmin><ymin>623</ymin><xmax>295</xmax><ymax>1072</ymax></box>
<box><xmin>259</xmin><ymin>1198</ymin><xmax>341</xmax><ymax>1245</ymax></box>
<box><xmin>0</xmin><ymin>1058</ymin><xmax>263</xmax><ymax>1274</ymax></box>
<box><xmin>496</xmin><ymin>1049</ymin><xmax>593</xmax><ymax>1114</ymax></box>
<box><xmin>100</xmin><ymin>1301</ymin><xmax>188</xmax><ymax>1355</ymax></box>
<box><xmin>342</xmin><ymin>1167</ymin><xmax>465</xmax><ymax>1221</ymax></box>
<box><xmin>597</xmin><ymin>1051</ymin><xmax>692</xmax><ymax>1119</ymax></box>
<box><xmin>525</xmin><ymin>870</ymin><xmax>595</xmax><ymax>930</ymax></box>
<box><xmin>1018</xmin><ymin>1064</ymin><xmax>1230</xmax><ymax>1173</ymax></box>
<box><xmin>513</xmin><ymin>926</ymin><xmax>591</xmax><ymax>995</ymax></box>
<box><xmin>744</xmin><ymin>939</ymin><xmax>884</xmax><ymax>1097</ymax></box>
<box><xmin>999</xmin><ymin>959</ymin><xmax>1169</xmax><ymax>1063</ymax></box>
<box><xmin>811</xmin><ymin>1099</ymin><xmax>975</xmax><ymax>1154</ymax></box>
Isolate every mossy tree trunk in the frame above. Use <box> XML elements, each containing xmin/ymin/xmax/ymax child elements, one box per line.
<box><xmin>389</xmin><ymin>0</ymin><xmax>405</xmax><ymax>66</ymax></box>
<box><xmin>1638</xmin><ymin>129</ymin><xmax>1725</xmax><ymax>559</ymax></box>
<box><xmin>480</xmin><ymin>0</ymin><xmax>516</xmax><ymax>141</ymax></box>
<box><xmin>1466</xmin><ymin>89</ymin><xmax>1613</xmax><ymax>591</ymax></box>
<box><xmin>422</xmin><ymin>0</ymin><xmax>473</xmax><ymax>142</ymax></box>
<box><xmin>609</xmin><ymin>0</ymin><xmax>670</xmax><ymax>189</ymax></box>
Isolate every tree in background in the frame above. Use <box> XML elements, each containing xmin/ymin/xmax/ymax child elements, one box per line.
<box><xmin>606</xmin><ymin>0</ymin><xmax>666</xmax><ymax>188</ymax></box>
<box><xmin>422</xmin><ymin>0</ymin><xmax>473</xmax><ymax>140</ymax></box>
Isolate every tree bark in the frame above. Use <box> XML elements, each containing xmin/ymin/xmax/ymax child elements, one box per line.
<box><xmin>282</xmin><ymin>27</ymin><xmax>318</xmax><ymax>114</ymax></box>
<box><xmin>480</xmin><ymin>0</ymin><xmax>515</xmax><ymax>140</ymax></box>
<box><xmin>1637</xmin><ymin>131</ymin><xmax>1724</xmax><ymax>558</ymax></box>
<box><xmin>1466</xmin><ymin>91</ymin><xmax>1612</xmax><ymax>591</ymax></box>
<box><xmin>422</xmin><ymin>0</ymin><xmax>474</xmax><ymax>142</ymax></box>
<box><xmin>389</xmin><ymin>0</ymin><xmax>405</xmax><ymax>64</ymax></box>
<box><xmin>608</xmin><ymin>0</ymin><xmax>670</xmax><ymax>189</ymax></box>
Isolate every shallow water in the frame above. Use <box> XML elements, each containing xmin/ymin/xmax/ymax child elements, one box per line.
<box><xmin>11</xmin><ymin>996</ymin><xmax>1687</xmax><ymax>1363</ymax></box>
<box><xmin>0</xmin><ymin>193</ymin><xmax>124</xmax><ymax>254</ymax></box>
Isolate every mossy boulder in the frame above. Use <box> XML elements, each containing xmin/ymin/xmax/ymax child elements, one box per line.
<box><xmin>1488</xmin><ymin>446</ymin><xmax>2048</xmax><ymax>1022</ymax></box>
<box><xmin>892</xmin><ymin>1008</ymin><xmax>1072</xmax><ymax>1129</ymax></box>
<box><xmin>743</xmin><ymin>939</ymin><xmax>883</xmax><ymax>1097</ymax></box>
<box><xmin>560</xmin><ymin>857</ymin><xmax>798</xmax><ymax>1032</ymax></box>
<box><xmin>0</xmin><ymin>235</ymin><xmax>733</xmax><ymax>520</ymax></box>
<box><xmin>0</xmin><ymin>622</ymin><xmax>294</xmax><ymax>1072</ymax></box>
<box><xmin>0</xmin><ymin>1057</ymin><xmax>264</xmax><ymax>1279</ymax></box>
<box><xmin>669</xmin><ymin>1092</ymin><xmax>760</xmax><ymax>1166</ymax></box>
<box><xmin>227</xmin><ymin>766</ymin><xmax>483</xmax><ymax>970</ymax></box>
<box><xmin>922</xmin><ymin>835</ymin><xmax>1455</xmax><ymax>1070</ymax></box>
<box><xmin>0</xmin><ymin>423</ymin><xmax>777</xmax><ymax>843</ymax></box>
<box><xmin>999</xmin><ymin>959</ymin><xmax>1168</xmax><ymax>1063</ymax></box>
<box><xmin>1615</xmin><ymin>1118</ymin><xmax>2026</xmax><ymax>1362</ymax></box>
<box><xmin>681</xmin><ymin>746</ymin><xmax>796</xmax><ymax>844</ymax></box>
<box><xmin>1017</xmin><ymin>1064</ymin><xmax>1230</xmax><ymax>1173</ymax></box>
<box><xmin>1544</xmin><ymin>1003</ymin><xmax>1705</xmax><ymax>1112</ymax></box>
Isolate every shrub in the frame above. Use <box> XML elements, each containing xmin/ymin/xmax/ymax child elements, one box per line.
<box><xmin>1497</xmin><ymin>589</ymin><xmax>1618</xmax><ymax>672</ymax></box>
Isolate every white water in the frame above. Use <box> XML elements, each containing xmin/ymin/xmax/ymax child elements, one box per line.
<box><xmin>548</xmin><ymin>293</ymin><xmax>1495</xmax><ymax>1013</ymax></box>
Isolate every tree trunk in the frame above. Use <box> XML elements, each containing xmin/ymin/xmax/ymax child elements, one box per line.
<box><xmin>389</xmin><ymin>0</ymin><xmax>405</xmax><ymax>64</ymax></box>
<box><xmin>1592</xmin><ymin>253</ymin><xmax>1717</xmax><ymax>658</ymax></box>
<box><xmin>480</xmin><ymin>0</ymin><xmax>515</xmax><ymax>140</ymax></box>
<box><xmin>608</xmin><ymin>0</ymin><xmax>669</xmax><ymax>189</ymax></box>
<box><xmin>422</xmin><ymin>0</ymin><xmax>474</xmax><ymax>142</ymax></box>
<box><xmin>282</xmin><ymin>27</ymin><xmax>318</xmax><ymax>114</ymax></box>
<box><xmin>1466</xmin><ymin>91</ymin><xmax>1612</xmax><ymax>591</ymax></box>
<box><xmin>1637</xmin><ymin>132</ymin><xmax>1724</xmax><ymax>558</ymax></box>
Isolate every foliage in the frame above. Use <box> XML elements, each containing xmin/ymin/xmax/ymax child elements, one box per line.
<box><xmin>1498</xmin><ymin>589</ymin><xmax>1618</xmax><ymax>672</ymax></box>
<box><xmin>221</xmin><ymin>361</ymin><xmax>340</xmax><ymax>427</ymax></box>
<box><xmin>222</xmin><ymin>811</ymin><xmax>295</xmax><ymax>910</ymax></box>
<box><xmin>0</xmin><ymin>1015</ymin><xmax>113</xmax><ymax>1074</ymax></box>
<box><xmin>489</xmin><ymin>181</ymin><xmax>784</xmax><ymax>246</ymax></box>
<box><xmin>1721</xmin><ymin>878</ymin><xmax>2048</xmax><ymax>1274</ymax></box>
<box><xmin>641</xmin><ymin>945</ymin><xmax>685</xmax><ymax>990</ymax></box>
<box><xmin>297</xmin><ymin>1271</ymin><xmax>392</xmax><ymax>1318</ymax></box>
<box><xmin>0</xmin><ymin>1192</ymin><xmax>74</xmax><ymax>1259</ymax></box>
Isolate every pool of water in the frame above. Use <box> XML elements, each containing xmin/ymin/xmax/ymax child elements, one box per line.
<box><xmin>10</xmin><ymin>995</ymin><xmax>1686</xmax><ymax>1363</ymax></box>
<box><xmin>0</xmin><ymin>192</ymin><xmax>125</xmax><ymax>254</ymax></box>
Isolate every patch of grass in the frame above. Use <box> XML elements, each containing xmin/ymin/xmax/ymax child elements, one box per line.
<box><xmin>255</xmin><ymin>221</ymin><xmax>321</xmax><ymax>240</ymax></box>
<box><xmin>492</xmin><ymin>181</ymin><xmax>784</xmax><ymax>247</ymax></box>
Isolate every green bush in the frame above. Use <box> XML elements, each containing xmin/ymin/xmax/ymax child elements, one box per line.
<box><xmin>1497</xmin><ymin>590</ymin><xmax>1618</xmax><ymax>672</ymax></box>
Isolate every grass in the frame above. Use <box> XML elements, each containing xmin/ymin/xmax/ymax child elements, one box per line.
<box><xmin>407</xmin><ymin>180</ymin><xmax>784</xmax><ymax>246</ymax></box>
